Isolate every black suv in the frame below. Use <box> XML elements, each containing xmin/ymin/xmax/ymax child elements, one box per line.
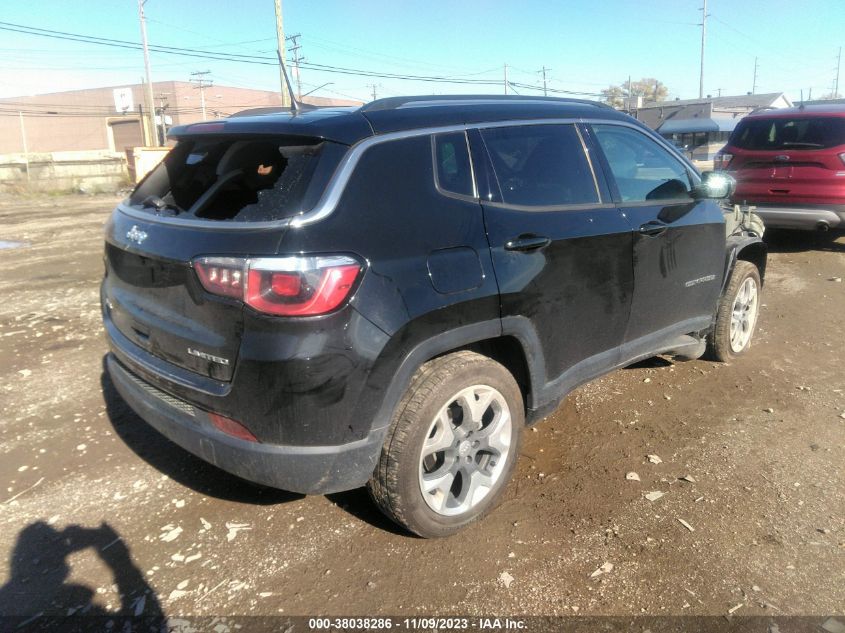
<box><xmin>102</xmin><ymin>95</ymin><xmax>766</xmax><ymax>537</ymax></box>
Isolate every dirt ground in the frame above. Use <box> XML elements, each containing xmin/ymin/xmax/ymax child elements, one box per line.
<box><xmin>0</xmin><ymin>193</ymin><xmax>843</xmax><ymax>622</ymax></box>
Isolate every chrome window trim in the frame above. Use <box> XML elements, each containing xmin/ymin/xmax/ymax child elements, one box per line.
<box><xmin>116</xmin><ymin>117</ymin><xmax>684</xmax><ymax>230</ymax></box>
<box><xmin>482</xmin><ymin>201</ymin><xmax>616</xmax><ymax>213</ymax></box>
<box><xmin>611</xmin><ymin>198</ymin><xmax>697</xmax><ymax>208</ymax></box>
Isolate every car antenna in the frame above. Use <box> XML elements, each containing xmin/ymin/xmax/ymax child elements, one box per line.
<box><xmin>277</xmin><ymin>50</ymin><xmax>300</xmax><ymax>114</ymax></box>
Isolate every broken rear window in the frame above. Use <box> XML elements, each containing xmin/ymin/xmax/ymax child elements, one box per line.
<box><xmin>128</xmin><ymin>136</ymin><xmax>346</xmax><ymax>222</ymax></box>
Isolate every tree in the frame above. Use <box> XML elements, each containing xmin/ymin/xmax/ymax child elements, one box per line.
<box><xmin>602</xmin><ymin>77</ymin><xmax>669</xmax><ymax>108</ymax></box>
<box><xmin>601</xmin><ymin>85</ymin><xmax>626</xmax><ymax>108</ymax></box>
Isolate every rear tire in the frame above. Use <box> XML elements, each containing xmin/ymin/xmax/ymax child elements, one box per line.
<box><xmin>706</xmin><ymin>261</ymin><xmax>761</xmax><ymax>362</ymax></box>
<box><xmin>368</xmin><ymin>351</ymin><xmax>523</xmax><ymax>538</ymax></box>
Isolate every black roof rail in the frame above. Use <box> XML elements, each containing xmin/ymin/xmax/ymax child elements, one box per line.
<box><xmin>359</xmin><ymin>94</ymin><xmax>612</xmax><ymax>113</ymax></box>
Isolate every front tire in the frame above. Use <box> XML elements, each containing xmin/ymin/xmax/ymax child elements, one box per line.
<box><xmin>368</xmin><ymin>351</ymin><xmax>524</xmax><ymax>538</ymax></box>
<box><xmin>707</xmin><ymin>260</ymin><xmax>761</xmax><ymax>362</ymax></box>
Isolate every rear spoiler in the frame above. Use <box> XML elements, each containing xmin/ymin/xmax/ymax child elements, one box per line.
<box><xmin>166</xmin><ymin>109</ymin><xmax>372</xmax><ymax>146</ymax></box>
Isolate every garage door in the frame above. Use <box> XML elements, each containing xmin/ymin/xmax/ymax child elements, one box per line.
<box><xmin>110</xmin><ymin>119</ymin><xmax>143</xmax><ymax>152</ymax></box>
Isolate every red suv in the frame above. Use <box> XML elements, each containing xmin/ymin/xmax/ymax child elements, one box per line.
<box><xmin>716</xmin><ymin>104</ymin><xmax>845</xmax><ymax>232</ymax></box>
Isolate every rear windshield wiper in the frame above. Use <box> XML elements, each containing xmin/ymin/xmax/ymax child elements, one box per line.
<box><xmin>141</xmin><ymin>196</ymin><xmax>183</xmax><ymax>216</ymax></box>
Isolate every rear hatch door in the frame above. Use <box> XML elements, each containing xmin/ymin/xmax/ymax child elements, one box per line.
<box><xmin>728</xmin><ymin>115</ymin><xmax>845</xmax><ymax>203</ymax></box>
<box><xmin>103</xmin><ymin>131</ymin><xmax>350</xmax><ymax>381</ymax></box>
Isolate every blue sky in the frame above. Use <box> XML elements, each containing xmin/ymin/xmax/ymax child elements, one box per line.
<box><xmin>1</xmin><ymin>0</ymin><xmax>843</xmax><ymax>103</ymax></box>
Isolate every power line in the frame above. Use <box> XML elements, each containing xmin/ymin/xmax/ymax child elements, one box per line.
<box><xmin>0</xmin><ymin>20</ymin><xmax>604</xmax><ymax>96</ymax></box>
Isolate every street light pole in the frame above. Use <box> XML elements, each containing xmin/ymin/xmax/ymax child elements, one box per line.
<box><xmin>137</xmin><ymin>0</ymin><xmax>158</xmax><ymax>146</ymax></box>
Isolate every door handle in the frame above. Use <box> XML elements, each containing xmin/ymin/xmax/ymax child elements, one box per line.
<box><xmin>639</xmin><ymin>221</ymin><xmax>668</xmax><ymax>236</ymax></box>
<box><xmin>504</xmin><ymin>235</ymin><xmax>551</xmax><ymax>252</ymax></box>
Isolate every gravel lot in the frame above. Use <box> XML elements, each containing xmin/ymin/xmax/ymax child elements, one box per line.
<box><xmin>0</xmin><ymin>194</ymin><xmax>843</xmax><ymax>623</ymax></box>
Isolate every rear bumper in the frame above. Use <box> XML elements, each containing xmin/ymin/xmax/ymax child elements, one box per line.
<box><xmin>107</xmin><ymin>353</ymin><xmax>385</xmax><ymax>494</ymax></box>
<box><xmin>748</xmin><ymin>204</ymin><xmax>845</xmax><ymax>231</ymax></box>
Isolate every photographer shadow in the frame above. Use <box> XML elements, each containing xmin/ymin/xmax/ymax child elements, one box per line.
<box><xmin>0</xmin><ymin>521</ymin><xmax>163</xmax><ymax>623</ymax></box>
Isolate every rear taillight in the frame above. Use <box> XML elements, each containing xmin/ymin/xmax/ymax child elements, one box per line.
<box><xmin>193</xmin><ymin>255</ymin><xmax>362</xmax><ymax>317</ymax></box>
<box><xmin>714</xmin><ymin>152</ymin><xmax>734</xmax><ymax>170</ymax></box>
<box><xmin>193</xmin><ymin>257</ymin><xmax>244</xmax><ymax>299</ymax></box>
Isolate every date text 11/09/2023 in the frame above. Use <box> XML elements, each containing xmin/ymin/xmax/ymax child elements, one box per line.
<box><xmin>307</xmin><ymin>617</ymin><xmax>527</xmax><ymax>630</ymax></box>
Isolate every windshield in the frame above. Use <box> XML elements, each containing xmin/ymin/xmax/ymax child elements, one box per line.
<box><xmin>729</xmin><ymin>116</ymin><xmax>845</xmax><ymax>150</ymax></box>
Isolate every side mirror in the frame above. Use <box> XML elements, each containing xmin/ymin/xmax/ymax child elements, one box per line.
<box><xmin>694</xmin><ymin>171</ymin><xmax>736</xmax><ymax>199</ymax></box>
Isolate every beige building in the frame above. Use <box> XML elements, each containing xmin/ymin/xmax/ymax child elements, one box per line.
<box><xmin>0</xmin><ymin>81</ymin><xmax>361</xmax><ymax>155</ymax></box>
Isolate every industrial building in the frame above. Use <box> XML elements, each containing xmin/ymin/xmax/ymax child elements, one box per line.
<box><xmin>0</xmin><ymin>81</ymin><xmax>360</xmax><ymax>155</ymax></box>
<box><xmin>0</xmin><ymin>81</ymin><xmax>360</xmax><ymax>191</ymax></box>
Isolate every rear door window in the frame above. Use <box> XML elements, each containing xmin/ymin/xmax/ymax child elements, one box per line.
<box><xmin>433</xmin><ymin>132</ymin><xmax>475</xmax><ymax>197</ymax></box>
<box><xmin>479</xmin><ymin>124</ymin><xmax>599</xmax><ymax>207</ymax></box>
<box><xmin>729</xmin><ymin>117</ymin><xmax>845</xmax><ymax>150</ymax></box>
<box><xmin>592</xmin><ymin>124</ymin><xmax>693</xmax><ymax>203</ymax></box>
<box><xmin>129</xmin><ymin>136</ymin><xmax>346</xmax><ymax>222</ymax></box>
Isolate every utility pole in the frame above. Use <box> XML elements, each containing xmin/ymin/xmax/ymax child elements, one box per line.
<box><xmin>18</xmin><ymin>111</ymin><xmax>29</xmax><ymax>182</ymax></box>
<box><xmin>274</xmin><ymin>0</ymin><xmax>291</xmax><ymax>108</ymax></box>
<box><xmin>539</xmin><ymin>67</ymin><xmax>549</xmax><ymax>97</ymax></box>
<box><xmin>369</xmin><ymin>84</ymin><xmax>378</xmax><ymax>101</ymax></box>
<box><xmin>504</xmin><ymin>64</ymin><xmax>508</xmax><ymax>95</ymax></box>
<box><xmin>752</xmin><ymin>57</ymin><xmax>758</xmax><ymax>94</ymax></box>
<box><xmin>190</xmin><ymin>71</ymin><xmax>212</xmax><ymax>121</ymax></box>
<box><xmin>137</xmin><ymin>0</ymin><xmax>159</xmax><ymax>146</ymax></box>
<box><xmin>286</xmin><ymin>33</ymin><xmax>303</xmax><ymax>101</ymax></box>
<box><xmin>626</xmin><ymin>75</ymin><xmax>632</xmax><ymax>111</ymax></box>
<box><xmin>156</xmin><ymin>92</ymin><xmax>170</xmax><ymax>145</ymax></box>
<box><xmin>836</xmin><ymin>46</ymin><xmax>842</xmax><ymax>97</ymax></box>
<box><xmin>699</xmin><ymin>0</ymin><xmax>708</xmax><ymax>99</ymax></box>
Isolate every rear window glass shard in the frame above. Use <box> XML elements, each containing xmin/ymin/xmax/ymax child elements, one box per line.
<box><xmin>128</xmin><ymin>136</ymin><xmax>345</xmax><ymax>222</ymax></box>
<box><xmin>730</xmin><ymin>117</ymin><xmax>845</xmax><ymax>151</ymax></box>
<box><xmin>479</xmin><ymin>124</ymin><xmax>599</xmax><ymax>207</ymax></box>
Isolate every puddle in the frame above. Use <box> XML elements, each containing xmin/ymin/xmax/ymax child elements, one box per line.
<box><xmin>0</xmin><ymin>240</ymin><xmax>30</xmax><ymax>250</ymax></box>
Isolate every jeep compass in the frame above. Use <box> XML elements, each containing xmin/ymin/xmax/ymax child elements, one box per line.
<box><xmin>102</xmin><ymin>95</ymin><xmax>766</xmax><ymax>537</ymax></box>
